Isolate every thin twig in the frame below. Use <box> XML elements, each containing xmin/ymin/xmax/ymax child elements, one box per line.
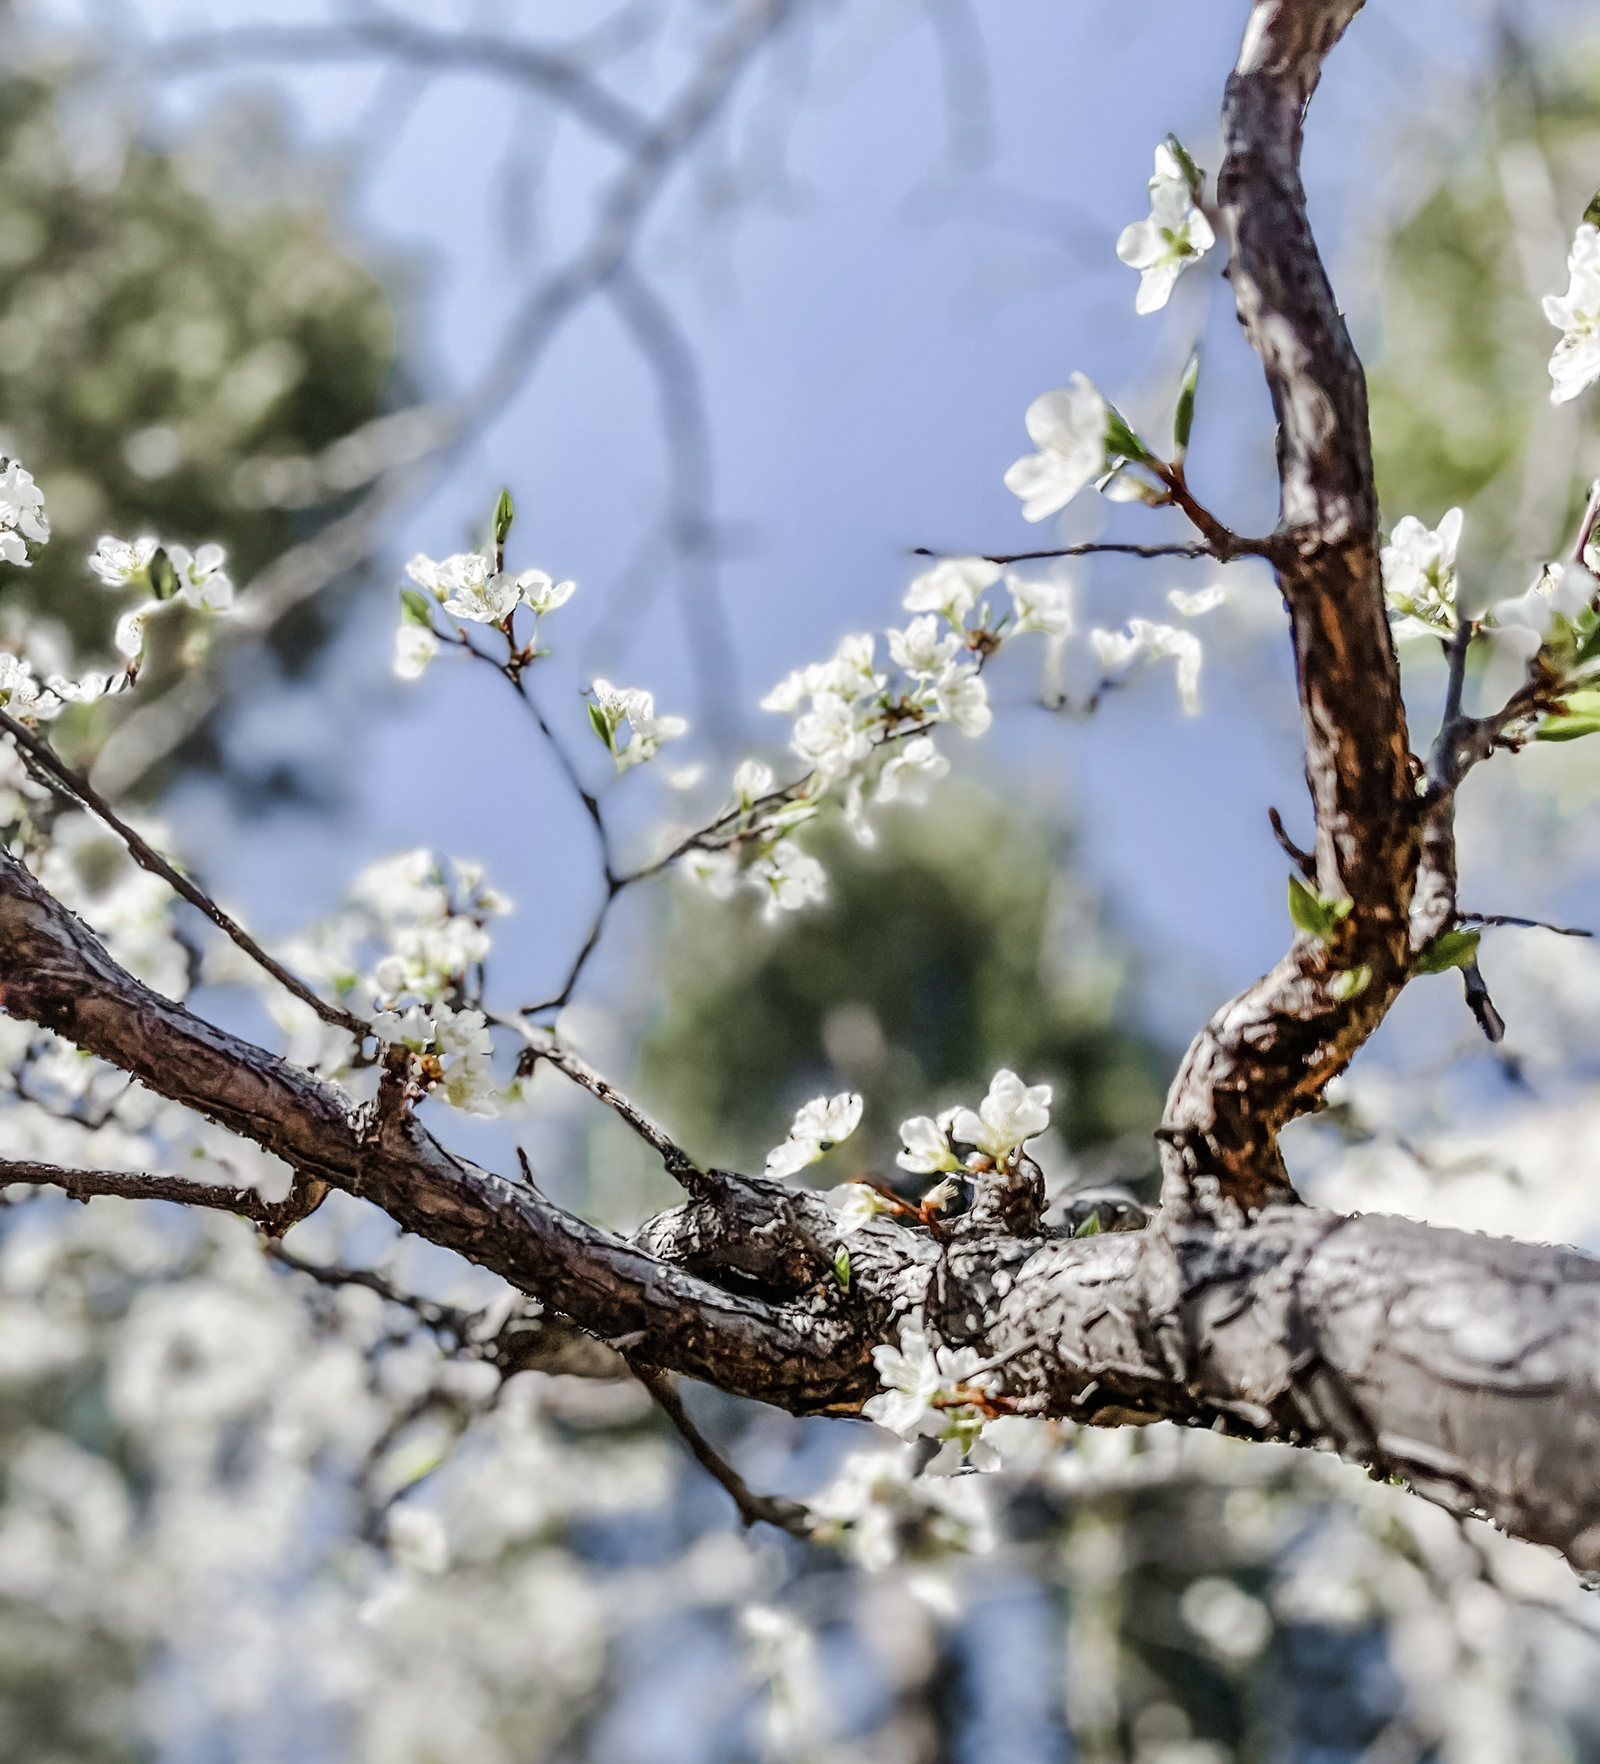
<box><xmin>1460</xmin><ymin>912</ymin><xmax>1593</xmax><ymax>937</ymax></box>
<box><xmin>912</xmin><ymin>541</ymin><xmax>1220</xmax><ymax>564</ymax></box>
<box><xmin>0</xmin><ymin>1157</ymin><xmax>328</xmax><ymax>1232</ymax></box>
<box><xmin>1268</xmin><ymin>806</ymin><xmax>1317</xmax><ymax>881</ymax></box>
<box><xmin>0</xmin><ymin>709</ymin><xmax>366</xmax><ymax>1037</ymax></box>
<box><xmin>508</xmin><ymin>1027</ymin><xmax>711</xmax><ymax>1195</ymax></box>
<box><xmin>267</xmin><ymin>1242</ymin><xmax>472</xmax><ymax>1334</ymax></box>
<box><xmin>630</xmin><ymin>1360</ymin><xmax>811</xmax><ymax>1536</ymax></box>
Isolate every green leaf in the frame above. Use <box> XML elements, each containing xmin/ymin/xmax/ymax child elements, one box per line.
<box><xmin>1073</xmin><ymin>1210</ymin><xmax>1102</xmax><ymax>1238</ymax></box>
<box><xmin>1572</xmin><ymin>610</ymin><xmax>1600</xmax><ymax>667</ymax></box>
<box><xmin>1164</xmin><ymin>133</ymin><xmax>1205</xmax><ymax>202</ymax></box>
<box><xmin>399</xmin><ymin>588</ymin><xmax>434</xmax><ymax>627</ymax></box>
<box><xmin>1412</xmin><ymin>928</ymin><xmax>1481</xmax><ymax>976</ymax></box>
<box><xmin>1104</xmin><ymin>405</ymin><xmax>1152</xmax><ymax>465</ymax></box>
<box><xmin>148</xmin><ymin>547</ymin><xmax>178</xmax><ymax>601</ymax></box>
<box><xmin>1584</xmin><ymin>188</ymin><xmax>1600</xmax><ymax>229</ymax></box>
<box><xmin>493</xmin><ymin>487</ymin><xmax>515</xmax><ymax>546</ymax></box>
<box><xmin>1537</xmin><ymin>689</ymin><xmax>1600</xmax><ymax>740</ymax></box>
<box><xmin>1287</xmin><ymin>872</ymin><xmax>1352</xmax><ymax>941</ymax></box>
<box><xmin>587</xmin><ymin>700</ymin><xmax>614</xmax><ymax>751</ymax></box>
<box><xmin>1172</xmin><ymin>352</ymin><xmax>1200</xmax><ymax>456</ymax></box>
<box><xmin>832</xmin><ymin>1245</ymin><xmax>852</xmax><ymax>1292</ymax></box>
<box><xmin>1328</xmin><ymin>965</ymin><xmax>1372</xmax><ymax>1002</ymax></box>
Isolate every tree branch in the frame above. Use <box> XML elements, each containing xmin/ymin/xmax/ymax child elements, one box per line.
<box><xmin>0</xmin><ymin>1156</ymin><xmax>327</xmax><ymax>1232</ymax></box>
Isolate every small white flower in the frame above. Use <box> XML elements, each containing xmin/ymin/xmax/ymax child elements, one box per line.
<box><xmin>168</xmin><ymin>542</ymin><xmax>233</xmax><ymax>612</ymax></box>
<box><xmin>1382</xmin><ymin>509</ymin><xmax>1462</xmax><ymax>639</ymax></box>
<box><xmin>731</xmin><ymin>758</ymin><xmax>775</xmax><ymax>805</ymax></box>
<box><xmin>791</xmin><ymin>692</ymin><xmax>871</xmax><ymax>778</ymax></box>
<box><xmin>1004</xmin><ymin>374</ymin><xmax>1111</xmax><ymax>523</ymax></box>
<box><xmin>433</xmin><ymin>1003</ymin><xmax>498</xmax><ymax>1117</ymax></box>
<box><xmin>896</xmin><ymin>1110</ymin><xmax>961</xmax><ymax>1175</ymax></box>
<box><xmin>930</xmin><ymin>661</ymin><xmax>992</xmax><ymax>735</ymax></box>
<box><xmin>1545</xmin><ymin>223</ymin><xmax>1600</xmax><ymax>404</ymax></box>
<box><xmin>1116</xmin><ymin>141</ymin><xmax>1216</xmax><ymax>315</ymax></box>
<box><xmin>888</xmin><ymin>614</ymin><xmax>963</xmax><ymax>676</ymax></box>
<box><xmin>0</xmin><ymin>460</ymin><xmax>47</xmax><ymax>560</ymax></box>
<box><xmin>863</xmin><ymin>1328</ymin><xmax>989</xmax><ymax>1443</ymax></box>
<box><xmin>903</xmin><ymin>558</ymin><xmax>1002</xmax><ymax>625</ymax></box>
<box><xmin>748</xmin><ymin>838</ymin><xmax>826</xmax><ymax>920</ymax></box>
<box><xmin>1489</xmin><ymin>560</ymin><xmax>1599</xmax><ymax>640</ymax></box>
<box><xmin>1092</xmin><ymin>619</ymin><xmax>1203</xmax><ymax>713</ymax></box>
<box><xmin>949</xmin><ymin>1069</ymin><xmax>1051</xmax><ymax>1160</ymax></box>
<box><xmin>681</xmin><ymin>846</ymin><xmax>742</xmax><ymax>900</ymax></box>
<box><xmin>876</xmin><ymin>734</ymin><xmax>948</xmax><ymax>805</ymax></box>
<box><xmin>0</xmin><ymin>652</ymin><xmax>59</xmax><ymax>720</ymax></box>
<box><xmin>515</xmin><ymin>569</ymin><xmax>576</xmax><ymax>616</ymax></box>
<box><xmin>45</xmin><ymin>671</ymin><xmax>111</xmax><ymax>705</ymax></box>
<box><xmin>394</xmin><ymin>622</ymin><xmax>439</xmax><ymax>681</ymax></box>
<box><xmin>591</xmin><ymin>679</ymin><xmax>687</xmax><ymax>769</ymax></box>
<box><xmin>1005</xmin><ymin>573</ymin><xmax>1073</xmax><ymax>637</ymax></box>
<box><xmin>830</xmin><ymin>1182</ymin><xmax>896</xmax><ymax>1233</ymax></box>
<box><xmin>372</xmin><ymin>1004</ymin><xmax>434</xmax><ymax>1051</ymax></box>
<box><xmin>114</xmin><ymin>602</ymin><xmax>158</xmax><ymax>664</ymax></box>
<box><xmin>89</xmin><ymin>534</ymin><xmax>158</xmax><ymax>590</ymax></box>
<box><xmin>765</xmin><ymin>1090</ymin><xmax>863</xmax><ymax>1177</ymax></box>
<box><xmin>1168</xmin><ymin>584</ymin><xmax>1227</xmax><ymax>617</ymax></box>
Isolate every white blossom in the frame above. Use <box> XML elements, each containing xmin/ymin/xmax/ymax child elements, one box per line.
<box><xmin>828</xmin><ymin>1182</ymin><xmax>897</xmax><ymax>1232</ymax></box>
<box><xmin>394</xmin><ymin>622</ymin><xmax>438</xmax><ymax>681</ymax></box>
<box><xmin>731</xmin><ymin>758</ymin><xmax>774</xmax><ymax>805</ymax></box>
<box><xmin>1115</xmin><ymin>141</ymin><xmax>1216</xmax><ymax>315</ymax></box>
<box><xmin>930</xmin><ymin>661</ymin><xmax>992</xmax><ymax>735</ymax></box>
<box><xmin>1489</xmin><ymin>560</ymin><xmax>1599</xmax><ymax>640</ymax></box>
<box><xmin>949</xmin><ymin>1068</ymin><xmax>1051</xmax><ymax>1160</ymax></box>
<box><xmin>88</xmin><ymin>534</ymin><xmax>158</xmax><ymax>590</ymax></box>
<box><xmin>1382</xmin><ymin>509</ymin><xmax>1462</xmax><ymax>639</ymax></box>
<box><xmin>590</xmin><ymin>679</ymin><xmax>687</xmax><ymax>770</ymax></box>
<box><xmin>0</xmin><ymin>460</ymin><xmax>47</xmax><ymax>563</ymax></box>
<box><xmin>515</xmin><ymin>569</ymin><xmax>576</xmax><ymax>616</ymax></box>
<box><xmin>433</xmin><ymin>1004</ymin><xmax>498</xmax><ymax>1117</ymax></box>
<box><xmin>896</xmin><ymin>1109</ymin><xmax>961</xmax><ymax>1175</ymax></box>
<box><xmin>1005</xmin><ymin>573</ymin><xmax>1073</xmax><ymax>637</ymax></box>
<box><xmin>876</xmin><ymin>734</ymin><xmax>949</xmax><ymax>804</ymax></box>
<box><xmin>168</xmin><ymin>542</ymin><xmax>233</xmax><ymax>612</ymax></box>
<box><xmin>1544</xmin><ymin>222</ymin><xmax>1600</xmax><ymax>404</ymax></box>
<box><xmin>113</xmin><ymin>602</ymin><xmax>158</xmax><ymax>665</ymax></box>
<box><xmin>791</xmin><ymin>691</ymin><xmax>871</xmax><ymax>778</ymax></box>
<box><xmin>1091</xmin><ymin>618</ymin><xmax>1203</xmax><ymax>713</ymax></box>
<box><xmin>863</xmin><ymin>1327</ymin><xmax>989</xmax><ymax>1443</ymax></box>
<box><xmin>1168</xmin><ymin>584</ymin><xmax>1227</xmax><ymax>617</ymax></box>
<box><xmin>764</xmin><ymin>1090</ymin><xmax>863</xmax><ymax>1178</ymax></box>
<box><xmin>1004</xmin><ymin>373</ymin><xmax>1111</xmax><ymax>522</ymax></box>
<box><xmin>749</xmin><ymin>838</ymin><xmax>826</xmax><ymax>919</ymax></box>
<box><xmin>0</xmin><ymin>652</ymin><xmax>61</xmax><ymax>720</ymax></box>
<box><xmin>372</xmin><ymin>1005</ymin><xmax>434</xmax><ymax>1050</ymax></box>
<box><xmin>902</xmin><ymin>557</ymin><xmax>1002</xmax><ymax>625</ymax></box>
<box><xmin>888</xmin><ymin>613</ymin><xmax>963</xmax><ymax>675</ymax></box>
<box><xmin>680</xmin><ymin>846</ymin><xmax>741</xmax><ymax>899</ymax></box>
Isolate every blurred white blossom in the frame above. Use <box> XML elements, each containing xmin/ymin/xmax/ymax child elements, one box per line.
<box><xmin>765</xmin><ymin>1090</ymin><xmax>863</xmax><ymax>1177</ymax></box>
<box><xmin>1544</xmin><ymin>222</ymin><xmax>1600</xmax><ymax>404</ymax></box>
<box><xmin>1004</xmin><ymin>373</ymin><xmax>1110</xmax><ymax>522</ymax></box>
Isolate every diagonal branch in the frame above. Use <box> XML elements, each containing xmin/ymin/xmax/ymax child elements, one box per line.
<box><xmin>2</xmin><ymin>708</ymin><xmax>367</xmax><ymax>1037</ymax></box>
<box><xmin>0</xmin><ymin>1156</ymin><xmax>327</xmax><ymax>1232</ymax></box>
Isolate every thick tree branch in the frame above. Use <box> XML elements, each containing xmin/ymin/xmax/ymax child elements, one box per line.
<box><xmin>1159</xmin><ymin>0</ymin><xmax>1418</xmax><ymax>1218</ymax></box>
<box><xmin>11</xmin><ymin>843</ymin><xmax>1600</xmax><ymax>1567</ymax></box>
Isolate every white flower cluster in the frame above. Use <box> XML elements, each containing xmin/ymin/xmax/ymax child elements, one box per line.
<box><xmin>1545</xmin><ymin>222</ymin><xmax>1600</xmax><ymax>405</ymax></box>
<box><xmin>88</xmin><ymin>534</ymin><xmax>235</xmax><ymax>668</ymax></box>
<box><xmin>372</xmin><ymin>1000</ymin><xmax>499</xmax><ymax>1117</ymax></box>
<box><xmin>764</xmin><ymin>1090</ymin><xmax>863</xmax><ymax>1178</ymax></box>
<box><xmin>352</xmin><ymin>849</ymin><xmax>510</xmax><ymax>1006</ymax></box>
<box><xmin>1091</xmin><ymin>618</ymin><xmax>1204</xmax><ymax>713</ymax></box>
<box><xmin>0</xmin><ymin>459</ymin><xmax>48</xmax><ymax>565</ymax></box>
<box><xmin>1381</xmin><ymin>509</ymin><xmax>1462</xmax><ymax>641</ymax></box>
<box><xmin>680</xmin><ymin>565</ymin><xmax>1067</xmax><ymax>918</ymax></box>
<box><xmin>1115</xmin><ymin>139</ymin><xmax>1215</xmax><ymax>315</ymax></box>
<box><xmin>862</xmin><ymin>1326</ymin><xmax>1035</xmax><ymax>1476</ymax></box>
<box><xmin>395</xmin><ymin>549</ymin><xmax>575</xmax><ymax>680</ymax></box>
<box><xmin>588</xmin><ymin>679</ymin><xmax>687</xmax><ymax>772</ymax></box>
<box><xmin>808</xmin><ymin>1444</ymin><xmax>995</xmax><ymax>1571</ymax></box>
<box><xmin>896</xmin><ymin>1068</ymin><xmax>1052</xmax><ymax>1178</ymax></box>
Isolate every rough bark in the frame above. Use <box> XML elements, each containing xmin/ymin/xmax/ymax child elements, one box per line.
<box><xmin>6</xmin><ymin>0</ymin><xmax>1600</xmax><ymax>1576</ymax></box>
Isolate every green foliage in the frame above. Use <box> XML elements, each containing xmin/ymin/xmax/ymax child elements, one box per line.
<box><xmin>1327</xmin><ymin>964</ymin><xmax>1371</xmax><ymax>1002</ymax></box>
<box><xmin>1287</xmin><ymin>873</ymin><xmax>1353</xmax><ymax>942</ymax></box>
<box><xmin>493</xmin><ymin>487</ymin><xmax>515</xmax><ymax>547</ymax></box>
<box><xmin>832</xmin><ymin>1244</ymin><xmax>851</xmax><ymax>1292</ymax></box>
<box><xmin>0</xmin><ymin>73</ymin><xmax>395</xmax><ymax>662</ymax></box>
<box><xmin>636</xmin><ymin>781</ymin><xmax>1168</xmax><ymax>1177</ymax></box>
<box><xmin>1173</xmin><ymin>350</ymin><xmax>1200</xmax><ymax>457</ymax></box>
<box><xmin>1106</xmin><ymin>404</ymin><xmax>1151</xmax><ymax>466</ymax></box>
<box><xmin>1368</xmin><ymin>44</ymin><xmax>1600</xmax><ymax>570</ymax></box>
<box><xmin>1538</xmin><ymin>686</ymin><xmax>1600</xmax><ymax>740</ymax></box>
<box><xmin>1412</xmin><ymin>927</ymin><xmax>1482</xmax><ymax>975</ymax></box>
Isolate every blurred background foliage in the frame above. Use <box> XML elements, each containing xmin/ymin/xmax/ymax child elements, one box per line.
<box><xmin>1369</xmin><ymin>28</ymin><xmax>1600</xmax><ymax>590</ymax></box>
<box><xmin>0</xmin><ymin>64</ymin><xmax>397</xmax><ymax>694</ymax></box>
<box><xmin>637</xmin><ymin>781</ymin><xmax>1167</xmax><ymax>1190</ymax></box>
